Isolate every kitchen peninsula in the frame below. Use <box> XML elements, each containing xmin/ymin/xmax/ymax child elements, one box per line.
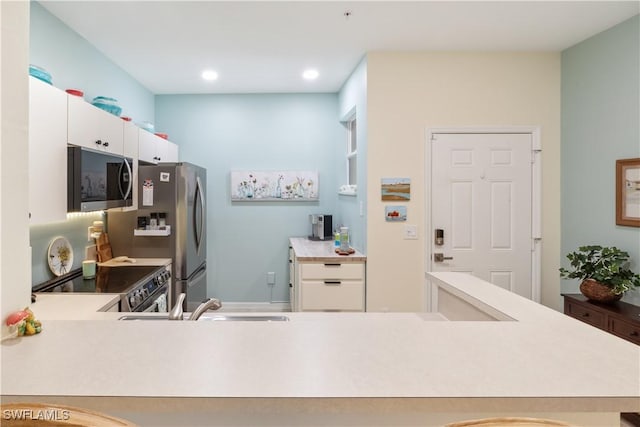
<box><xmin>1</xmin><ymin>273</ymin><xmax>638</xmax><ymax>426</ymax></box>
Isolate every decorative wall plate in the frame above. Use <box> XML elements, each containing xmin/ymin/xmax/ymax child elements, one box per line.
<box><xmin>47</xmin><ymin>236</ymin><xmax>73</xmax><ymax>276</ymax></box>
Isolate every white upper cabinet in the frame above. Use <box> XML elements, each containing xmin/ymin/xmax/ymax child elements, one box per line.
<box><xmin>67</xmin><ymin>95</ymin><xmax>124</xmax><ymax>155</ymax></box>
<box><xmin>123</xmin><ymin>121</ymin><xmax>139</xmax><ymax>159</ymax></box>
<box><xmin>138</xmin><ymin>129</ymin><xmax>178</xmax><ymax>164</ymax></box>
<box><xmin>29</xmin><ymin>76</ymin><xmax>68</xmax><ymax>224</ymax></box>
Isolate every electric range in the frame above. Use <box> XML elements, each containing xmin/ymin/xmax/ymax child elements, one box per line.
<box><xmin>34</xmin><ymin>265</ymin><xmax>171</xmax><ymax>312</ymax></box>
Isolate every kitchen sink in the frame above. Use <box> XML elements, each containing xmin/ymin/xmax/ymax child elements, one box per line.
<box><xmin>199</xmin><ymin>315</ymin><xmax>289</xmax><ymax>322</ymax></box>
<box><xmin>118</xmin><ymin>314</ymin><xmax>289</xmax><ymax>321</ymax></box>
<box><xmin>119</xmin><ymin>314</ymin><xmax>169</xmax><ymax>321</ymax></box>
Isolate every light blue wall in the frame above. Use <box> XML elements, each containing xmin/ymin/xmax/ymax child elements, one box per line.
<box><xmin>337</xmin><ymin>57</ymin><xmax>368</xmax><ymax>253</ymax></box>
<box><xmin>155</xmin><ymin>94</ymin><xmax>343</xmax><ymax>303</ymax></box>
<box><xmin>30</xmin><ymin>1</ymin><xmax>154</xmax><ymax>124</ymax></box>
<box><xmin>561</xmin><ymin>15</ymin><xmax>640</xmax><ymax>302</ymax></box>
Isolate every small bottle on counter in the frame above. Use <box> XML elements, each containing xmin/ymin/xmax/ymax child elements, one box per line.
<box><xmin>149</xmin><ymin>212</ymin><xmax>158</xmax><ymax>230</ymax></box>
<box><xmin>339</xmin><ymin>227</ymin><xmax>349</xmax><ymax>252</ymax></box>
<box><xmin>334</xmin><ymin>230</ymin><xmax>340</xmax><ymax>248</ymax></box>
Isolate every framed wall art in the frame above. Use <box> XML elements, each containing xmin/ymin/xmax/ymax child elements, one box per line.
<box><xmin>231</xmin><ymin>170</ymin><xmax>318</xmax><ymax>201</ymax></box>
<box><xmin>381</xmin><ymin>177</ymin><xmax>410</xmax><ymax>201</ymax></box>
<box><xmin>385</xmin><ymin>206</ymin><xmax>407</xmax><ymax>222</ymax></box>
<box><xmin>616</xmin><ymin>158</ymin><xmax>640</xmax><ymax>227</ymax></box>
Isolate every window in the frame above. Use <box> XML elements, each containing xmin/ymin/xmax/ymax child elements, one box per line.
<box><xmin>346</xmin><ymin>116</ymin><xmax>357</xmax><ymax>186</ymax></box>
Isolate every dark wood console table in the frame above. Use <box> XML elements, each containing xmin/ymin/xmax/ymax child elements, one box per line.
<box><xmin>563</xmin><ymin>294</ymin><xmax>640</xmax><ymax>425</ymax></box>
<box><xmin>562</xmin><ymin>293</ymin><xmax>640</xmax><ymax>346</ymax></box>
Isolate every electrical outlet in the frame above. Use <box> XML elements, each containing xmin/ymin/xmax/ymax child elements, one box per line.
<box><xmin>403</xmin><ymin>225</ymin><xmax>418</xmax><ymax>240</ymax></box>
<box><xmin>267</xmin><ymin>272</ymin><xmax>276</xmax><ymax>286</ymax></box>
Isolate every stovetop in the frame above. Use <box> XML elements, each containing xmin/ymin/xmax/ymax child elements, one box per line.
<box><xmin>34</xmin><ymin>265</ymin><xmax>162</xmax><ymax>294</ymax></box>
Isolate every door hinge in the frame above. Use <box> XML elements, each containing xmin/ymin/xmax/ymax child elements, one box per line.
<box><xmin>531</xmin><ymin>149</ymin><xmax>541</xmax><ymax>164</ymax></box>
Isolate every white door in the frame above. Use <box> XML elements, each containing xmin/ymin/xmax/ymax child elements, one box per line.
<box><xmin>430</xmin><ymin>132</ymin><xmax>537</xmax><ymax>299</ymax></box>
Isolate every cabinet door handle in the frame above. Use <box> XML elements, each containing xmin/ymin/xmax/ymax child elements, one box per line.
<box><xmin>95</xmin><ymin>139</ymin><xmax>102</xmax><ymax>145</ymax></box>
<box><xmin>324</xmin><ymin>263</ymin><xmax>341</xmax><ymax>267</ymax></box>
<box><xmin>631</xmin><ymin>331</ymin><xmax>639</xmax><ymax>337</ymax></box>
<box><xmin>581</xmin><ymin>312</ymin><xmax>590</xmax><ymax>317</ymax></box>
<box><xmin>103</xmin><ymin>141</ymin><xmax>109</xmax><ymax>147</ymax></box>
<box><xmin>324</xmin><ymin>281</ymin><xmax>341</xmax><ymax>285</ymax></box>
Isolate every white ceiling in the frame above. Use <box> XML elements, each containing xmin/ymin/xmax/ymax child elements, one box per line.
<box><xmin>39</xmin><ymin>1</ymin><xmax>639</xmax><ymax>94</ymax></box>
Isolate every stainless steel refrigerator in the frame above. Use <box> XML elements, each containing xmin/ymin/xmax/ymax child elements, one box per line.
<box><xmin>108</xmin><ymin>162</ymin><xmax>206</xmax><ymax>311</ymax></box>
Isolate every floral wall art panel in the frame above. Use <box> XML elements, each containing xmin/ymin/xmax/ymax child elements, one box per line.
<box><xmin>231</xmin><ymin>171</ymin><xmax>319</xmax><ymax>201</ymax></box>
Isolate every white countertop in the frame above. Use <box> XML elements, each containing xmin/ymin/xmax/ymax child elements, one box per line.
<box><xmin>289</xmin><ymin>237</ymin><xmax>366</xmax><ymax>261</ymax></box>
<box><xmin>30</xmin><ymin>293</ymin><xmax>121</xmax><ymax>320</ymax></box>
<box><xmin>2</xmin><ymin>272</ymin><xmax>638</xmax><ymax>413</ymax></box>
<box><xmin>97</xmin><ymin>257</ymin><xmax>171</xmax><ymax>267</ymax></box>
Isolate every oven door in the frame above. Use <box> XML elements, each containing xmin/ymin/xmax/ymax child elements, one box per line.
<box><xmin>134</xmin><ymin>286</ymin><xmax>169</xmax><ymax>313</ymax></box>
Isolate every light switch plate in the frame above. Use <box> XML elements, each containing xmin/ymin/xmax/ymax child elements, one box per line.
<box><xmin>403</xmin><ymin>225</ymin><xmax>418</xmax><ymax>240</ymax></box>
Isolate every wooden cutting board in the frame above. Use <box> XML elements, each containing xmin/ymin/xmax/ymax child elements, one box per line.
<box><xmin>96</xmin><ymin>233</ymin><xmax>113</xmax><ymax>262</ymax></box>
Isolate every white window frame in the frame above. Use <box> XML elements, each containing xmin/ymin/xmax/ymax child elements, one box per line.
<box><xmin>340</xmin><ymin>112</ymin><xmax>357</xmax><ymax>195</ymax></box>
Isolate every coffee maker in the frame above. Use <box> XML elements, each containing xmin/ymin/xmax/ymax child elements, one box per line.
<box><xmin>309</xmin><ymin>214</ymin><xmax>333</xmax><ymax>240</ymax></box>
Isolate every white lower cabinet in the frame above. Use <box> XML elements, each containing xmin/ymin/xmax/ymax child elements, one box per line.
<box><xmin>28</xmin><ymin>77</ymin><xmax>68</xmax><ymax>224</ymax></box>
<box><xmin>297</xmin><ymin>262</ymin><xmax>365</xmax><ymax>312</ymax></box>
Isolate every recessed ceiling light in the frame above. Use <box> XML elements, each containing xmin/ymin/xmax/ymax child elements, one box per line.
<box><xmin>302</xmin><ymin>69</ymin><xmax>319</xmax><ymax>80</ymax></box>
<box><xmin>202</xmin><ymin>70</ymin><xmax>218</xmax><ymax>81</ymax></box>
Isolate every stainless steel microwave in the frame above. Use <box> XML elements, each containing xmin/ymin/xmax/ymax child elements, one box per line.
<box><xmin>67</xmin><ymin>146</ymin><xmax>133</xmax><ymax>212</ymax></box>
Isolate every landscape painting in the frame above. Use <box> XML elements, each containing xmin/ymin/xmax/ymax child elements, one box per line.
<box><xmin>381</xmin><ymin>178</ymin><xmax>410</xmax><ymax>201</ymax></box>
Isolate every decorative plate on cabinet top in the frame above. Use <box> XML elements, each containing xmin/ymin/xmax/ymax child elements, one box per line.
<box><xmin>47</xmin><ymin>236</ymin><xmax>73</xmax><ymax>276</ymax></box>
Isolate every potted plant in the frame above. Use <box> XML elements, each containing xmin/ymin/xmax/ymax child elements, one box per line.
<box><xmin>559</xmin><ymin>245</ymin><xmax>640</xmax><ymax>303</ymax></box>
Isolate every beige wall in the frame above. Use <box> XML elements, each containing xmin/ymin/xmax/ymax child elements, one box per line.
<box><xmin>365</xmin><ymin>52</ymin><xmax>561</xmax><ymax>312</ymax></box>
<box><xmin>1</xmin><ymin>0</ymin><xmax>32</xmax><ymax>338</ymax></box>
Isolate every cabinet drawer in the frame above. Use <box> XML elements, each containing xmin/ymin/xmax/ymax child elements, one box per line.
<box><xmin>300</xmin><ymin>262</ymin><xmax>364</xmax><ymax>280</ymax></box>
<box><xmin>609</xmin><ymin>318</ymin><xmax>640</xmax><ymax>345</ymax></box>
<box><xmin>301</xmin><ymin>280</ymin><xmax>364</xmax><ymax>311</ymax></box>
<box><xmin>566</xmin><ymin>302</ymin><xmax>606</xmax><ymax>329</ymax></box>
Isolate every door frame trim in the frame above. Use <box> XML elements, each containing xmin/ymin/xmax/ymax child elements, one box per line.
<box><xmin>424</xmin><ymin>126</ymin><xmax>542</xmax><ymax>310</ymax></box>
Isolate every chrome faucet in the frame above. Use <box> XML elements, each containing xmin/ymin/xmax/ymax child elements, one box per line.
<box><xmin>168</xmin><ymin>293</ymin><xmax>186</xmax><ymax>320</ymax></box>
<box><xmin>189</xmin><ymin>297</ymin><xmax>222</xmax><ymax>321</ymax></box>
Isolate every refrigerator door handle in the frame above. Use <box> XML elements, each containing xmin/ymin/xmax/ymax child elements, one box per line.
<box><xmin>187</xmin><ymin>264</ymin><xmax>207</xmax><ymax>288</ymax></box>
<box><xmin>194</xmin><ymin>175</ymin><xmax>205</xmax><ymax>251</ymax></box>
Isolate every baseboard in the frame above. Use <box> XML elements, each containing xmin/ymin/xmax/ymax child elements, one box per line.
<box><xmin>216</xmin><ymin>302</ymin><xmax>291</xmax><ymax>312</ymax></box>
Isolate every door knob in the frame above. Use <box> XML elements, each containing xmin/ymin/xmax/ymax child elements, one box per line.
<box><xmin>433</xmin><ymin>253</ymin><xmax>453</xmax><ymax>262</ymax></box>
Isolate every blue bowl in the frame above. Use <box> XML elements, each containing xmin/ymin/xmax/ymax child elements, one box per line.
<box><xmin>29</xmin><ymin>64</ymin><xmax>52</xmax><ymax>85</ymax></box>
<box><xmin>92</xmin><ymin>96</ymin><xmax>118</xmax><ymax>104</ymax></box>
<box><xmin>92</xmin><ymin>102</ymin><xmax>122</xmax><ymax>117</ymax></box>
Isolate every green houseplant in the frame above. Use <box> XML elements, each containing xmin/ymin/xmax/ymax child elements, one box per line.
<box><xmin>559</xmin><ymin>245</ymin><xmax>640</xmax><ymax>303</ymax></box>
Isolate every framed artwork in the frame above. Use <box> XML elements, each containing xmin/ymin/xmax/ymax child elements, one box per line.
<box><xmin>231</xmin><ymin>170</ymin><xmax>318</xmax><ymax>201</ymax></box>
<box><xmin>616</xmin><ymin>158</ymin><xmax>640</xmax><ymax>227</ymax></box>
<box><xmin>385</xmin><ymin>206</ymin><xmax>407</xmax><ymax>221</ymax></box>
<box><xmin>381</xmin><ymin>178</ymin><xmax>410</xmax><ymax>201</ymax></box>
